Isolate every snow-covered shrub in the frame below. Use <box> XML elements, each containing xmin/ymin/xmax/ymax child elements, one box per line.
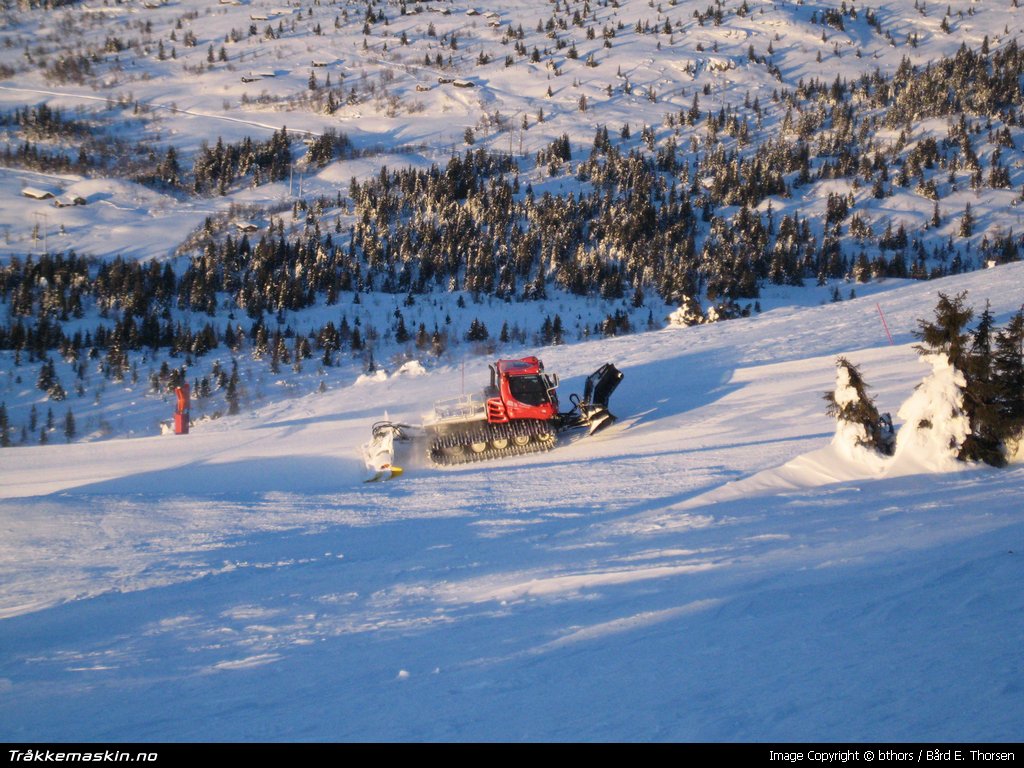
<box><xmin>705</xmin><ymin>300</ymin><xmax>745</xmax><ymax>323</ymax></box>
<box><xmin>894</xmin><ymin>353</ymin><xmax>971</xmax><ymax>468</ymax></box>
<box><xmin>824</xmin><ymin>357</ymin><xmax>893</xmax><ymax>456</ymax></box>
<box><xmin>1006</xmin><ymin>435</ymin><xmax>1024</xmax><ymax>464</ymax></box>
<box><xmin>667</xmin><ymin>296</ymin><xmax>704</xmax><ymax>327</ymax></box>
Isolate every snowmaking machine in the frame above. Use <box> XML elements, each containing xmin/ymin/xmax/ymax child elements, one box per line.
<box><xmin>362</xmin><ymin>357</ymin><xmax>623</xmax><ymax>481</ymax></box>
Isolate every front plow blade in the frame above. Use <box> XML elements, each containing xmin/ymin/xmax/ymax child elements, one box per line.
<box><xmin>362</xmin><ymin>421</ymin><xmax>405</xmax><ymax>482</ymax></box>
<box><xmin>560</xmin><ymin>364</ymin><xmax>624</xmax><ymax>433</ymax></box>
<box><xmin>365</xmin><ymin>465</ymin><xmax>404</xmax><ymax>483</ymax></box>
<box><xmin>586</xmin><ymin>408</ymin><xmax>616</xmax><ymax>435</ymax></box>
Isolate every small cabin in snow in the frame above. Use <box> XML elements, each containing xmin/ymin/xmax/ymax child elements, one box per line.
<box><xmin>22</xmin><ymin>187</ymin><xmax>55</xmax><ymax>200</ymax></box>
<box><xmin>53</xmin><ymin>194</ymin><xmax>87</xmax><ymax>207</ymax></box>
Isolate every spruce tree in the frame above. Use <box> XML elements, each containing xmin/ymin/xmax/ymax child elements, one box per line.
<box><xmin>36</xmin><ymin>358</ymin><xmax>55</xmax><ymax>393</ymax></box>
<box><xmin>394</xmin><ymin>313</ymin><xmax>410</xmax><ymax>343</ymax></box>
<box><xmin>894</xmin><ymin>353</ymin><xmax>971</xmax><ymax>465</ymax></box>
<box><xmin>824</xmin><ymin>357</ymin><xmax>893</xmax><ymax>455</ymax></box>
<box><xmin>226</xmin><ymin>361</ymin><xmax>240</xmax><ymax>415</ymax></box>
<box><xmin>415</xmin><ymin>323</ymin><xmax>429</xmax><ymax>350</ymax></box>
<box><xmin>64</xmin><ymin>409</ymin><xmax>75</xmax><ymax>443</ymax></box>
<box><xmin>961</xmin><ymin>301</ymin><xmax>1004</xmax><ymax>465</ymax></box>
<box><xmin>993</xmin><ymin>308</ymin><xmax>1024</xmax><ymax>457</ymax></box>
<box><xmin>913</xmin><ymin>291</ymin><xmax>999</xmax><ymax>463</ymax></box>
<box><xmin>0</xmin><ymin>403</ymin><xmax>10</xmax><ymax>448</ymax></box>
<box><xmin>914</xmin><ymin>291</ymin><xmax>973</xmax><ymax>366</ymax></box>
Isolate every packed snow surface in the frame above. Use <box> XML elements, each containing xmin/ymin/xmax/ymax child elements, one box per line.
<box><xmin>1</xmin><ymin>263</ymin><xmax>1022</xmax><ymax>741</ymax></box>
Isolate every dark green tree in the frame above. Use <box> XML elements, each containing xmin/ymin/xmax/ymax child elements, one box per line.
<box><xmin>914</xmin><ymin>291</ymin><xmax>973</xmax><ymax>367</ymax></box>
<box><xmin>992</xmin><ymin>308</ymin><xmax>1024</xmax><ymax>453</ymax></box>
<box><xmin>0</xmin><ymin>403</ymin><xmax>10</xmax><ymax>448</ymax></box>
<box><xmin>226</xmin><ymin>360</ymin><xmax>240</xmax><ymax>415</ymax></box>
<box><xmin>960</xmin><ymin>301</ymin><xmax>1004</xmax><ymax>465</ymax></box>
<box><xmin>64</xmin><ymin>409</ymin><xmax>76</xmax><ymax>443</ymax></box>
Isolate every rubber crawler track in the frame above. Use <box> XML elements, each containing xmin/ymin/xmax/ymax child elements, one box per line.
<box><xmin>428</xmin><ymin>419</ymin><xmax>557</xmax><ymax>466</ymax></box>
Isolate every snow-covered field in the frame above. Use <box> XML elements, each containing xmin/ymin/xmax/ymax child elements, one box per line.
<box><xmin>1</xmin><ymin>262</ymin><xmax>1021</xmax><ymax>741</ymax></box>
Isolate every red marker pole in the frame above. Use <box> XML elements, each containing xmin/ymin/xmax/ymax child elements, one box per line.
<box><xmin>876</xmin><ymin>303</ymin><xmax>894</xmax><ymax>345</ymax></box>
<box><xmin>174</xmin><ymin>383</ymin><xmax>190</xmax><ymax>434</ymax></box>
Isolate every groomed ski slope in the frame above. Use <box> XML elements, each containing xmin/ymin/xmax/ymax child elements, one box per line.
<box><xmin>1</xmin><ymin>263</ymin><xmax>1022</xmax><ymax>741</ymax></box>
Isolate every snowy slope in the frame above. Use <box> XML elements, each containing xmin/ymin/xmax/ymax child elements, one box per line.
<box><xmin>1</xmin><ymin>262</ymin><xmax>1022</xmax><ymax>741</ymax></box>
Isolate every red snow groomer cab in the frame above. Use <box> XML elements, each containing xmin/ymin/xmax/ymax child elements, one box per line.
<box><xmin>363</xmin><ymin>357</ymin><xmax>623</xmax><ymax>477</ymax></box>
<box><xmin>484</xmin><ymin>357</ymin><xmax>559</xmax><ymax>424</ymax></box>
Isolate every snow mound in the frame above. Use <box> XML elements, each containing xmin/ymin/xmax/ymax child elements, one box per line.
<box><xmin>392</xmin><ymin>361</ymin><xmax>427</xmax><ymax>378</ymax></box>
<box><xmin>354</xmin><ymin>369</ymin><xmax>388</xmax><ymax>386</ymax></box>
<box><xmin>676</xmin><ymin>442</ymin><xmax>887</xmax><ymax>512</ymax></box>
<box><xmin>681</xmin><ymin>353</ymin><xmax>978</xmax><ymax>509</ymax></box>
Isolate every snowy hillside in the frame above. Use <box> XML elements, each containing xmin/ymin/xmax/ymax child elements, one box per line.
<box><xmin>4</xmin><ymin>0</ymin><xmax>1024</xmax><ymax>448</ymax></box>
<box><xmin>2</xmin><ymin>0</ymin><xmax>1024</xmax><ymax>742</ymax></box>
<box><xmin>1</xmin><ymin>262</ymin><xmax>1022</xmax><ymax>741</ymax></box>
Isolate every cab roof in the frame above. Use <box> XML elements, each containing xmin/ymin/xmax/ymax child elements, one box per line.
<box><xmin>495</xmin><ymin>356</ymin><xmax>543</xmax><ymax>376</ymax></box>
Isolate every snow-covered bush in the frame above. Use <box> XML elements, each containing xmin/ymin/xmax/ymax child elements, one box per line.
<box><xmin>1007</xmin><ymin>435</ymin><xmax>1024</xmax><ymax>464</ymax></box>
<box><xmin>893</xmin><ymin>353</ymin><xmax>971</xmax><ymax>469</ymax></box>
<box><xmin>706</xmin><ymin>300</ymin><xmax>744</xmax><ymax>323</ymax></box>
<box><xmin>824</xmin><ymin>357</ymin><xmax>893</xmax><ymax>457</ymax></box>
<box><xmin>667</xmin><ymin>296</ymin><xmax>704</xmax><ymax>327</ymax></box>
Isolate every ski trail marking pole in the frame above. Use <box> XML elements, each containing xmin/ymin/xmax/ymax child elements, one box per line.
<box><xmin>876</xmin><ymin>302</ymin><xmax>894</xmax><ymax>345</ymax></box>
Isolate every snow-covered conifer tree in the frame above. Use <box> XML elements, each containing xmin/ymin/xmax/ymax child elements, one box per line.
<box><xmin>894</xmin><ymin>353</ymin><xmax>971</xmax><ymax>468</ymax></box>
<box><xmin>824</xmin><ymin>357</ymin><xmax>892</xmax><ymax>456</ymax></box>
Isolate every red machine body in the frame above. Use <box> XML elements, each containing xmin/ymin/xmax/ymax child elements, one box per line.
<box><xmin>485</xmin><ymin>356</ymin><xmax>560</xmax><ymax>424</ymax></box>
